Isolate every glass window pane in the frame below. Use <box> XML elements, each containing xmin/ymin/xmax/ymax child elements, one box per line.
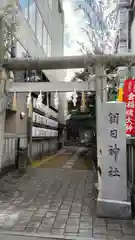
<box><xmin>47</xmin><ymin>34</ymin><xmax>52</xmax><ymax>56</ymax></box>
<box><xmin>43</xmin><ymin>24</ymin><xmax>47</xmax><ymax>53</ymax></box>
<box><xmin>19</xmin><ymin>0</ymin><xmax>29</xmax><ymax>20</ymax></box>
<box><xmin>36</xmin><ymin>9</ymin><xmax>43</xmax><ymax>46</ymax></box>
<box><xmin>29</xmin><ymin>0</ymin><xmax>36</xmax><ymax>32</ymax></box>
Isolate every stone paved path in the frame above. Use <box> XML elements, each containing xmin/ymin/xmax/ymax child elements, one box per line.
<box><xmin>62</xmin><ymin>148</ymin><xmax>83</xmax><ymax>169</ymax></box>
<box><xmin>0</xmin><ymin>168</ymin><xmax>134</xmax><ymax>239</ymax></box>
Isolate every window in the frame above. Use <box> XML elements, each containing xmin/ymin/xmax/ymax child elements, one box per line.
<box><xmin>47</xmin><ymin>34</ymin><xmax>52</xmax><ymax>56</ymax></box>
<box><xmin>43</xmin><ymin>24</ymin><xmax>47</xmax><ymax>53</ymax></box>
<box><xmin>19</xmin><ymin>0</ymin><xmax>29</xmax><ymax>20</ymax></box>
<box><xmin>29</xmin><ymin>0</ymin><xmax>36</xmax><ymax>33</ymax></box>
<box><xmin>36</xmin><ymin>9</ymin><xmax>43</xmax><ymax>46</ymax></box>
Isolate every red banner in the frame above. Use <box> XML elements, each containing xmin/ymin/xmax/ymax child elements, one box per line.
<box><xmin>123</xmin><ymin>78</ymin><xmax>135</xmax><ymax>135</ymax></box>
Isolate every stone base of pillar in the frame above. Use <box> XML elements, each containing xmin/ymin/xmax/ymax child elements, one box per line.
<box><xmin>97</xmin><ymin>198</ymin><xmax>131</xmax><ymax>219</ymax></box>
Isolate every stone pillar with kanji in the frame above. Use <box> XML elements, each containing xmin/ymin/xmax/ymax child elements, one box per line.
<box><xmin>97</xmin><ymin>101</ymin><xmax>131</xmax><ymax>219</ymax></box>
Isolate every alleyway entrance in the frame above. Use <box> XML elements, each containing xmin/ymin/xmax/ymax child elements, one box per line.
<box><xmin>34</xmin><ymin>147</ymin><xmax>93</xmax><ymax>171</ymax></box>
<box><xmin>0</xmin><ymin>147</ymin><xmax>134</xmax><ymax>239</ymax></box>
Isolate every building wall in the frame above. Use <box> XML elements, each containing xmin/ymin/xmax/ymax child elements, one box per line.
<box><xmin>0</xmin><ymin>1</ymin><xmax>65</xmax><ymax>171</ymax></box>
<box><xmin>130</xmin><ymin>14</ymin><xmax>135</xmax><ymax>76</ymax></box>
<box><xmin>3</xmin><ymin>0</ymin><xmax>65</xmax><ymax>125</ymax></box>
<box><xmin>16</xmin><ymin>0</ymin><xmax>65</xmax><ymax>124</ymax></box>
<box><xmin>114</xmin><ymin>0</ymin><xmax>130</xmax><ymax>87</ymax></box>
<box><xmin>5</xmin><ymin>93</ymin><xmax>27</xmax><ymax>134</ymax></box>
<box><xmin>131</xmin><ymin>17</ymin><xmax>135</xmax><ymax>52</ymax></box>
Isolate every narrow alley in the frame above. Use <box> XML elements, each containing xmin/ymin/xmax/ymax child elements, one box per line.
<box><xmin>0</xmin><ymin>147</ymin><xmax>134</xmax><ymax>240</ymax></box>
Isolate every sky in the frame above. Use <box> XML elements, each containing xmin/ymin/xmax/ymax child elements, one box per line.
<box><xmin>64</xmin><ymin>0</ymin><xmax>90</xmax><ymax>57</ymax></box>
<box><xmin>63</xmin><ymin>0</ymin><xmax>88</xmax><ymax>83</ymax></box>
<box><xmin>63</xmin><ymin>0</ymin><xmax>117</xmax><ymax>86</ymax></box>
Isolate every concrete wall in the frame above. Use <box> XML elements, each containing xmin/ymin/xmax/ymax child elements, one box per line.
<box><xmin>31</xmin><ymin>139</ymin><xmax>57</xmax><ymax>160</ymax></box>
<box><xmin>129</xmin><ymin>15</ymin><xmax>135</xmax><ymax>76</ymax></box>
<box><xmin>131</xmin><ymin>18</ymin><xmax>135</xmax><ymax>53</ymax></box>
<box><xmin>2</xmin><ymin>134</ymin><xmax>57</xmax><ymax>170</ymax></box>
<box><xmin>5</xmin><ymin>93</ymin><xmax>27</xmax><ymax>135</ymax></box>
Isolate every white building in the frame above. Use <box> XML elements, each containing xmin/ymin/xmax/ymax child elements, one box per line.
<box><xmin>1</xmin><ymin>0</ymin><xmax>65</xmax><ymax>165</ymax></box>
<box><xmin>114</xmin><ymin>0</ymin><xmax>135</xmax><ymax>84</ymax></box>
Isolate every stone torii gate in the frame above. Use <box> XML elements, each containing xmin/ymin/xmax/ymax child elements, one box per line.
<box><xmin>0</xmin><ymin>19</ymin><xmax>134</xmax><ymax>218</ymax></box>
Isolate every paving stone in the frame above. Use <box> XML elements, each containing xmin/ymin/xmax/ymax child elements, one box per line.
<box><xmin>123</xmin><ymin>236</ymin><xmax>135</xmax><ymax>240</ymax></box>
<box><xmin>36</xmin><ymin>208</ymin><xmax>48</xmax><ymax>215</ymax></box>
<box><xmin>59</xmin><ymin>209</ymin><xmax>70</xmax><ymax>214</ymax></box>
<box><xmin>51</xmin><ymin>228</ymin><xmax>64</xmax><ymax>235</ymax></box>
<box><xmin>49</xmin><ymin>207</ymin><xmax>59</xmax><ymax>212</ymax></box>
<box><xmin>94</xmin><ymin>218</ymin><xmax>106</xmax><ymax>226</ymax></box>
<box><xmin>80</xmin><ymin>216</ymin><xmax>93</xmax><ymax>223</ymax></box>
<box><xmin>80</xmin><ymin>221</ymin><xmax>92</xmax><ymax>230</ymax></box>
<box><xmin>69</xmin><ymin>212</ymin><xmax>80</xmax><ymax>218</ymax></box>
<box><xmin>26</xmin><ymin>221</ymin><xmax>40</xmax><ymax>228</ymax></box>
<box><xmin>71</xmin><ymin>208</ymin><xmax>81</xmax><ymax>213</ymax></box>
<box><xmin>121</xmin><ymin>226</ymin><xmax>135</xmax><ymax>235</ymax></box>
<box><xmin>65</xmin><ymin>225</ymin><xmax>79</xmax><ymax>233</ymax></box>
<box><xmin>53</xmin><ymin>215</ymin><xmax>68</xmax><ymax>229</ymax></box>
<box><xmin>81</xmin><ymin>211</ymin><xmax>90</xmax><ymax>216</ymax></box>
<box><xmin>60</xmin><ymin>206</ymin><xmax>70</xmax><ymax>211</ymax></box>
<box><xmin>46</xmin><ymin>211</ymin><xmax>57</xmax><ymax>218</ymax></box>
<box><xmin>41</xmin><ymin>217</ymin><xmax>55</xmax><ymax>229</ymax></box>
<box><xmin>18</xmin><ymin>219</ymin><xmax>30</xmax><ymax>225</ymax></box>
<box><xmin>93</xmin><ymin>226</ymin><xmax>107</xmax><ymax>234</ymax></box>
<box><xmin>21</xmin><ymin>211</ymin><xmax>34</xmax><ymax>218</ymax></box>
<box><xmin>107</xmin><ymin>218</ymin><xmax>119</xmax><ymax>224</ymax></box>
<box><xmin>30</xmin><ymin>214</ymin><xmax>44</xmax><ymax>221</ymax></box>
<box><xmin>107</xmin><ymin>230</ymin><xmax>123</xmax><ymax>238</ymax></box>
<box><xmin>38</xmin><ymin>225</ymin><xmax>51</xmax><ymax>233</ymax></box>
<box><xmin>40</xmin><ymin>204</ymin><xmax>50</xmax><ymax>209</ymax></box>
<box><xmin>25</xmin><ymin>227</ymin><xmax>37</xmax><ymax>233</ymax></box>
<box><xmin>93</xmin><ymin>233</ymin><xmax>107</xmax><ymax>239</ymax></box>
<box><xmin>66</xmin><ymin>218</ymin><xmax>79</xmax><ymax>227</ymax></box>
<box><xmin>78</xmin><ymin>229</ymin><xmax>93</xmax><ymax>237</ymax></box>
<box><xmin>0</xmin><ymin>220</ymin><xmax>6</xmax><ymax>227</ymax></box>
<box><xmin>64</xmin><ymin>232</ymin><xmax>78</xmax><ymax>237</ymax></box>
<box><xmin>13</xmin><ymin>224</ymin><xmax>26</xmax><ymax>231</ymax></box>
<box><xmin>107</xmin><ymin>223</ymin><xmax>121</xmax><ymax>231</ymax></box>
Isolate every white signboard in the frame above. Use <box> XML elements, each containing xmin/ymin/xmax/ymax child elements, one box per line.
<box><xmin>99</xmin><ymin>102</ymin><xmax>127</xmax><ymax>201</ymax></box>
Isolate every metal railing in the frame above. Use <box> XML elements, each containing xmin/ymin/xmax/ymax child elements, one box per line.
<box><xmin>3</xmin><ymin>134</ymin><xmax>18</xmax><ymax>169</ymax></box>
<box><xmin>3</xmin><ymin>134</ymin><xmax>27</xmax><ymax>170</ymax></box>
<box><xmin>126</xmin><ymin>137</ymin><xmax>135</xmax><ymax>214</ymax></box>
<box><xmin>127</xmin><ymin>137</ymin><xmax>135</xmax><ymax>190</ymax></box>
<box><xmin>3</xmin><ymin>134</ymin><xmax>57</xmax><ymax>172</ymax></box>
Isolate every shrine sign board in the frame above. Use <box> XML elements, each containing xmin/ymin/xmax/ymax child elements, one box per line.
<box><xmin>123</xmin><ymin>78</ymin><xmax>135</xmax><ymax>135</ymax></box>
<box><xmin>97</xmin><ymin>102</ymin><xmax>131</xmax><ymax>218</ymax></box>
